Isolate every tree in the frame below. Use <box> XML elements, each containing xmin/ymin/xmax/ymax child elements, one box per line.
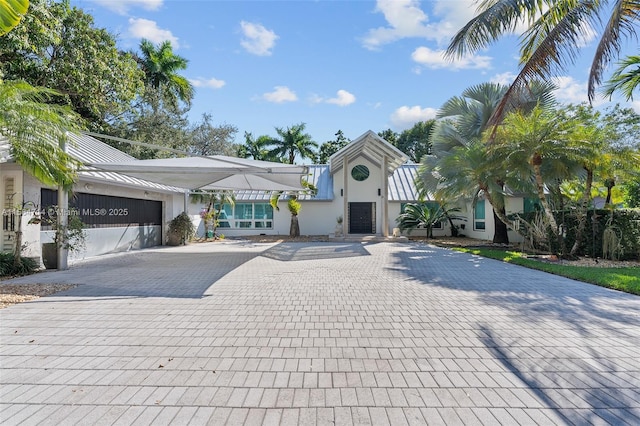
<box><xmin>0</xmin><ymin>0</ymin><xmax>143</xmax><ymax>129</ymax></box>
<box><xmin>317</xmin><ymin>130</ymin><xmax>350</xmax><ymax>163</ymax></box>
<box><xmin>378</xmin><ymin>129</ymin><xmax>398</xmax><ymax>145</ymax></box>
<box><xmin>424</xmin><ymin>81</ymin><xmax>555</xmax><ymax>244</ymax></box>
<box><xmin>492</xmin><ymin>105</ymin><xmax>589</xmax><ymax>251</ymax></box>
<box><xmin>603</xmin><ymin>55</ymin><xmax>640</xmax><ymax>101</ymax></box>
<box><xmin>137</xmin><ymin>39</ymin><xmax>194</xmax><ymax>109</ymax></box>
<box><xmin>396</xmin><ymin>202</ymin><xmax>461</xmax><ymax>239</ymax></box>
<box><xmin>191</xmin><ymin>190</ymin><xmax>235</xmax><ymax>240</ymax></box>
<box><xmin>0</xmin><ymin>0</ymin><xmax>28</xmax><ymax>35</ymax></box>
<box><xmin>447</xmin><ymin>0</ymin><xmax>640</xmax><ymax>121</ymax></box>
<box><xmin>108</xmin><ymin>86</ymin><xmax>190</xmax><ymax>159</ymax></box>
<box><xmin>237</xmin><ymin>132</ymin><xmax>275</xmax><ymax>161</ymax></box>
<box><xmin>624</xmin><ymin>177</ymin><xmax>640</xmax><ymax>207</ymax></box>
<box><xmin>267</xmin><ymin>122</ymin><xmax>318</xmax><ymax>164</ymax></box>
<box><xmin>0</xmin><ymin>79</ymin><xmax>82</xmax><ymax>266</ymax></box>
<box><xmin>187</xmin><ymin>113</ymin><xmax>238</xmax><ymax>156</ymax></box>
<box><xmin>396</xmin><ymin>120</ymin><xmax>435</xmax><ymax>163</ymax></box>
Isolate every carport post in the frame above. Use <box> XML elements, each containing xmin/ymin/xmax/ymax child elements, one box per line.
<box><xmin>184</xmin><ymin>191</ymin><xmax>189</xmax><ymax>213</ymax></box>
<box><xmin>57</xmin><ymin>138</ymin><xmax>69</xmax><ymax>270</ymax></box>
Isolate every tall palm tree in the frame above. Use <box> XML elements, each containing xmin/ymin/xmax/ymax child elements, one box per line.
<box><xmin>267</xmin><ymin>123</ymin><xmax>318</xmax><ymax>164</ymax></box>
<box><xmin>447</xmin><ymin>0</ymin><xmax>640</xmax><ymax>121</ymax></box>
<box><xmin>237</xmin><ymin>132</ymin><xmax>274</xmax><ymax>161</ymax></box>
<box><xmin>0</xmin><ymin>79</ymin><xmax>81</xmax><ymax>265</ymax></box>
<box><xmin>137</xmin><ymin>39</ymin><xmax>194</xmax><ymax>107</ymax></box>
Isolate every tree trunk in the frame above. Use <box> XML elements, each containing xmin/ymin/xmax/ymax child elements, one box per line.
<box><xmin>605</xmin><ymin>178</ymin><xmax>615</xmax><ymax>205</ymax></box>
<box><xmin>570</xmin><ymin>169</ymin><xmax>593</xmax><ymax>257</ymax></box>
<box><xmin>290</xmin><ymin>214</ymin><xmax>300</xmax><ymax>237</ymax></box>
<box><xmin>492</xmin><ymin>207</ymin><xmax>509</xmax><ymax>244</ymax></box>
<box><xmin>532</xmin><ymin>162</ymin><xmax>558</xmax><ymax>231</ymax></box>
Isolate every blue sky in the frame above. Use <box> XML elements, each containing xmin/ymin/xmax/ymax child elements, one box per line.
<box><xmin>72</xmin><ymin>0</ymin><xmax>639</xmax><ymax>157</ymax></box>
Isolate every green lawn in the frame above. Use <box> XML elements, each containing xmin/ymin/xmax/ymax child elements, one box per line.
<box><xmin>453</xmin><ymin>247</ymin><xmax>640</xmax><ymax>296</ymax></box>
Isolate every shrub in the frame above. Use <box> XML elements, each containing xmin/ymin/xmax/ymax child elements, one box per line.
<box><xmin>167</xmin><ymin>212</ymin><xmax>195</xmax><ymax>245</ymax></box>
<box><xmin>0</xmin><ymin>252</ymin><xmax>39</xmax><ymax>277</ymax></box>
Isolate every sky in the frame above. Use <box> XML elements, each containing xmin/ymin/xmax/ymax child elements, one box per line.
<box><xmin>71</xmin><ymin>0</ymin><xmax>639</xmax><ymax>158</ymax></box>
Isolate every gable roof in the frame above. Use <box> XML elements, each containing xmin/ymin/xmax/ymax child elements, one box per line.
<box><xmin>329</xmin><ymin>130</ymin><xmax>408</xmax><ymax>176</ymax></box>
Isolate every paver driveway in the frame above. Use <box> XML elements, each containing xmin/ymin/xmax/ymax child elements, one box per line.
<box><xmin>1</xmin><ymin>240</ymin><xmax>639</xmax><ymax>425</ymax></box>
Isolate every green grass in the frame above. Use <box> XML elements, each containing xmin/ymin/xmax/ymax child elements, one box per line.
<box><xmin>453</xmin><ymin>248</ymin><xmax>640</xmax><ymax>296</ymax></box>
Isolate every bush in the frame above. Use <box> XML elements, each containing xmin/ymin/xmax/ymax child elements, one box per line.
<box><xmin>0</xmin><ymin>252</ymin><xmax>39</xmax><ymax>277</ymax></box>
<box><xmin>167</xmin><ymin>212</ymin><xmax>195</xmax><ymax>245</ymax></box>
<box><xmin>513</xmin><ymin>208</ymin><xmax>640</xmax><ymax>260</ymax></box>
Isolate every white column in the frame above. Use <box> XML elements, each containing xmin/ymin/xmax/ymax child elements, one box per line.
<box><xmin>57</xmin><ymin>185</ymin><xmax>69</xmax><ymax>270</ymax></box>
<box><xmin>382</xmin><ymin>155</ymin><xmax>389</xmax><ymax>237</ymax></box>
<box><xmin>342</xmin><ymin>157</ymin><xmax>348</xmax><ymax>236</ymax></box>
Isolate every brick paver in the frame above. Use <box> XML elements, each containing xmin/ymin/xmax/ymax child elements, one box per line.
<box><xmin>1</xmin><ymin>240</ymin><xmax>639</xmax><ymax>425</ymax></box>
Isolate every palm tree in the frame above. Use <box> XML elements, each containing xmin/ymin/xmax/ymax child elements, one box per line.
<box><xmin>267</xmin><ymin>123</ymin><xmax>318</xmax><ymax>164</ymax></box>
<box><xmin>0</xmin><ymin>79</ymin><xmax>82</xmax><ymax>266</ymax></box>
<box><xmin>423</xmin><ymin>81</ymin><xmax>555</xmax><ymax>243</ymax></box>
<box><xmin>0</xmin><ymin>0</ymin><xmax>28</xmax><ymax>36</ymax></box>
<box><xmin>603</xmin><ymin>55</ymin><xmax>640</xmax><ymax>100</ymax></box>
<box><xmin>191</xmin><ymin>190</ymin><xmax>235</xmax><ymax>240</ymax></box>
<box><xmin>396</xmin><ymin>202</ymin><xmax>462</xmax><ymax>239</ymax></box>
<box><xmin>237</xmin><ymin>132</ymin><xmax>274</xmax><ymax>161</ymax></box>
<box><xmin>137</xmin><ymin>39</ymin><xmax>194</xmax><ymax>107</ymax></box>
<box><xmin>492</xmin><ymin>105</ymin><xmax>589</xmax><ymax>248</ymax></box>
<box><xmin>447</xmin><ymin>0</ymin><xmax>640</xmax><ymax>121</ymax></box>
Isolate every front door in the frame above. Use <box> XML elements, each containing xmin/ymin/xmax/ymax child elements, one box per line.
<box><xmin>349</xmin><ymin>202</ymin><xmax>375</xmax><ymax>234</ymax></box>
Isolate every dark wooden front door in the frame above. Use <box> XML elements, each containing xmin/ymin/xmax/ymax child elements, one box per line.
<box><xmin>349</xmin><ymin>202</ymin><xmax>375</xmax><ymax>234</ymax></box>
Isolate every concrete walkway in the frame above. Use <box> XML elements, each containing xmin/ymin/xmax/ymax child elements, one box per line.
<box><xmin>1</xmin><ymin>240</ymin><xmax>639</xmax><ymax>425</ymax></box>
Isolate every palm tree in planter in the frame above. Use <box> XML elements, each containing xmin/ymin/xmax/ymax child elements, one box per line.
<box><xmin>269</xmin><ymin>181</ymin><xmax>317</xmax><ymax>238</ymax></box>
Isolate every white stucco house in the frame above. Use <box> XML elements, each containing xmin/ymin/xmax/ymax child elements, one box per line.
<box><xmin>188</xmin><ymin>130</ymin><xmax>532</xmax><ymax>242</ymax></box>
<box><xmin>2</xmin><ymin>129</ymin><xmax>535</xmax><ymax>267</ymax></box>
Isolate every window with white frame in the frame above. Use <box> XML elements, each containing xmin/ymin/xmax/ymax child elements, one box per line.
<box><xmin>217</xmin><ymin>203</ymin><xmax>273</xmax><ymax>229</ymax></box>
<box><xmin>474</xmin><ymin>199</ymin><xmax>486</xmax><ymax>230</ymax></box>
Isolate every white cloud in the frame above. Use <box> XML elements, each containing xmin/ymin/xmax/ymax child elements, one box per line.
<box><xmin>311</xmin><ymin>90</ymin><xmax>356</xmax><ymax>106</ymax></box>
<box><xmin>90</xmin><ymin>0</ymin><xmax>163</xmax><ymax>15</ymax></box>
<box><xmin>128</xmin><ymin>18</ymin><xmax>179</xmax><ymax>48</ymax></box>
<box><xmin>411</xmin><ymin>46</ymin><xmax>491</xmax><ymax>70</ymax></box>
<box><xmin>490</xmin><ymin>72</ymin><xmax>517</xmax><ymax>86</ymax></box>
<box><xmin>362</xmin><ymin>0</ymin><xmax>480</xmax><ymax>49</ymax></box>
<box><xmin>551</xmin><ymin>76</ymin><xmax>609</xmax><ymax>106</ymax></box>
<box><xmin>262</xmin><ymin>86</ymin><xmax>297</xmax><ymax>103</ymax></box>
<box><xmin>390</xmin><ymin>105</ymin><xmax>438</xmax><ymax>130</ymax></box>
<box><xmin>189</xmin><ymin>77</ymin><xmax>225</xmax><ymax>89</ymax></box>
<box><xmin>240</xmin><ymin>21</ymin><xmax>278</xmax><ymax>56</ymax></box>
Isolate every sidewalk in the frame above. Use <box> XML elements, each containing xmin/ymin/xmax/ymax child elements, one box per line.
<box><xmin>1</xmin><ymin>240</ymin><xmax>639</xmax><ymax>425</ymax></box>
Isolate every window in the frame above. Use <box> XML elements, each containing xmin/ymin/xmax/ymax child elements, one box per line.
<box><xmin>351</xmin><ymin>165</ymin><xmax>370</xmax><ymax>181</ymax></box>
<box><xmin>474</xmin><ymin>199</ymin><xmax>486</xmax><ymax>230</ymax></box>
<box><xmin>214</xmin><ymin>203</ymin><xmax>273</xmax><ymax>229</ymax></box>
<box><xmin>523</xmin><ymin>197</ymin><xmax>541</xmax><ymax>213</ymax></box>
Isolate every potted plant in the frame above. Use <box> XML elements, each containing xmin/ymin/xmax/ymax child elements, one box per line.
<box><xmin>335</xmin><ymin>215</ymin><xmax>344</xmax><ymax>237</ymax></box>
<box><xmin>167</xmin><ymin>212</ymin><xmax>195</xmax><ymax>246</ymax></box>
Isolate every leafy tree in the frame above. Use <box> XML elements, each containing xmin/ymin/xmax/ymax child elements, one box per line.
<box><xmin>0</xmin><ymin>0</ymin><xmax>143</xmax><ymax>129</ymax></box>
<box><xmin>396</xmin><ymin>120</ymin><xmax>435</xmax><ymax>163</ymax></box>
<box><xmin>447</xmin><ymin>0</ymin><xmax>640</xmax><ymax>121</ymax></box>
<box><xmin>0</xmin><ymin>0</ymin><xmax>28</xmax><ymax>36</ymax></box>
<box><xmin>0</xmin><ymin>79</ymin><xmax>82</xmax><ymax>266</ymax></box>
<box><xmin>237</xmin><ymin>132</ymin><xmax>276</xmax><ymax>161</ymax></box>
<box><xmin>107</xmin><ymin>86</ymin><xmax>190</xmax><ymax>159</ymax></box>
<box><xmin>187</xmin><ymin>113</ymin><xmax>238</xmax><ymax>156</ymax></box>
<box><xmin>378</xmin><ymin>129</ymin><xmax>398</xmax><ymax>145</ymax></box>
<box><xmin>136</xmin><ymin>39</ymin><xmax>194</xmax><ymax>109</ymax></box>
<box><xmin>317</xmin><ymin>130</ymin><xmax>350</xmax><ymax>163</ymax></box>
<box><xmin>267</xmin><ymin>122</ymin><xmax>318</xmax><ymax>164</ymax></box>
<box><xmin>624</xmin><ymin>177</ymin><xmax>640</xmax><ymax>207</ymax></box>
